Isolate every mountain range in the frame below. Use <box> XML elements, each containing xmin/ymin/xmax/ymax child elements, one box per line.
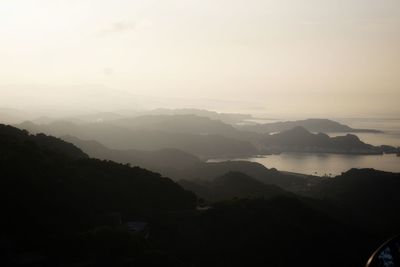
<box><xmin>17</xmin><ymin>119</ymin><xmax>258</xmax><ymax>159</ymax></box>
<box><xmin>17</xmin><ymin>114</ymin><xmax>397</xmax><ymax>159</ymax></box>
<box><xmin>239</xmin><ymin>118</ymin><xmax>381</xmax><ymax>133</ymax></box>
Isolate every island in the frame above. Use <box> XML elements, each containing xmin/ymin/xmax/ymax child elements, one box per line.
<box><xmin>260</xmin><ymin>126</ymin><xmax>398</xmax><ymax>155</ymax></box>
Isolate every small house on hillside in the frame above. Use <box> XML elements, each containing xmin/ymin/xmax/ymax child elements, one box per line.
<box><xmin>125</xmin><ymin>221</ymin><xmax>149</xmax><ymax>239</ymax></box>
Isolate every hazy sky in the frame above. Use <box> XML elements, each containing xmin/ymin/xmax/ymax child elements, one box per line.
<box><xmin>1</xmin><ymin>0</ymin><xmax>399</xmax><ymax>117</ymax></box>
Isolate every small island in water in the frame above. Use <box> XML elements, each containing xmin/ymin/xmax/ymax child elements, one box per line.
<box><xmin>260</xmin><ymin>126</ymin><xmax>399</xmax><ymax>155</ymax></box>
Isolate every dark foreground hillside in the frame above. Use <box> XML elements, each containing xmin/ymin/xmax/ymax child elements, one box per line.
<box><xmin>154</xmin><ymin>197</ymin><xmax>373</xmax><ymax>267</ymax></box>
<box><xmin>0</xmin><ymin>124</ymin><xmax>196</xmax><ymax>266</ymax></box>
<box><xmin>0</xmin><ymin>124</ymin><xmax>394</xmax><ymax>266</ymax></box>
<box><xmin>310</xmin><ymin>168</ymin><xmax>400</xmax><ymax>237</ymax></box>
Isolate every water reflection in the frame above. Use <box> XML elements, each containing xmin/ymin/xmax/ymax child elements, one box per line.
<box><xmin>209</xmin><ymin>153</ymin><xmax>400</xmax><ymax>176</ymax></box>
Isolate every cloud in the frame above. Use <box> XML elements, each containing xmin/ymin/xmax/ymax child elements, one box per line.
<box><xmin>98</xmin><ymin>20</ymin><xmax>136</xmax><ymax>36</ymax></box>
<box><xmin>110</xmin><ymin>21</ymin><xmax>135</xmax><ymax>32</ymax></box>
<box><xmin>103</xmin><ymin>67</ymin><xmax>114</xmax><ymax>76</ymax></box>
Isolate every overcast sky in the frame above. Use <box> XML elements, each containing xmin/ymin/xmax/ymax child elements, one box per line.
<box><xmin>0</xmin><ymin>0</ymin><xmax>399</xmax><ymax>117</ymax></box>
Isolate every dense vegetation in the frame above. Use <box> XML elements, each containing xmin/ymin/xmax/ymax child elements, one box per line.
<box><xmin>178</xmin><ymin>171</ymin><xmax>287</xmax><ymax>201</ymax></box>
<box><xmin>154</xmin><ymin>197</ymin><xmax>373</xmax><ymax>267</ymax></box>
<box><xmin>310</xmin><ymin>168</ymin><xmax>400</xmax><ymax>237</ymax></box>
<box><xmin>0</xmin><ymin>124</ymin><xmax>196</xmax><ymax>266</ymax></box>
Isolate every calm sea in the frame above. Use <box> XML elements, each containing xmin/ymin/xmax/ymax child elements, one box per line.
<box><xmin>209</xmin><ymin>153</ymin><xmax>400</xmax><ymax>176</ymax></box>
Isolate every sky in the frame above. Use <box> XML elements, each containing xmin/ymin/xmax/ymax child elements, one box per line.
<box><xmin>0</xmin><ymin>0</ymin><xmax>399</xmax><ymax>117</ymax></box>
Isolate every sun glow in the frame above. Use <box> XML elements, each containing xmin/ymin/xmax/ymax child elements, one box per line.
<box><xmin>1</xmin><ymin>0</ymin><xmax>400</xmax><ymax>116</ymax></box>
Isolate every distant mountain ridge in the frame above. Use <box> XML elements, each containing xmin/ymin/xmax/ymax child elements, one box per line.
<box><xmin>239</xmin><ymin>118</ymin><xmax>381</xmax><ymax>133</ymax></box>
<box><xmin>62</xmin><ymin>135</ymin><xmax>202</xmax><ymax>171</ymax></box>
<box><xmin>29</xmin><ymin>109</ymin><xmax>254</xmax><ymax>125</ymax></box>
<box><xmin>17</xmin><ymin>119</ymin><xmax>258</xmax><ymax>159</ymax></box>
<box><xmin>140</xmin><ymin>108</ymin><xmax>253</xmax><ymax>124</ymax></box>
<box><xmin>112</xmin><ymin>114</ymin><xmax>240</xmax><ymax>136</ymax></box>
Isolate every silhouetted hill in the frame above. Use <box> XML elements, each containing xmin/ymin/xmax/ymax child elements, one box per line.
<box><xmin>0</xmin><ymin>123</ymin><xmax>196</xmax><ymax>230</ymax></box>
<box><xmin>0</xmin><ymin>123</ymin><xmax>199</xmax><ymax>266</ymax></box>
<box><xmin>179</xmin><ymin>171</ymin><xmax>287</xmax><ymax>201</ymax></box>
<box><xmin>17</xmin><ymin>120</ymin><xmax>258</xmax><ymax>158</ymax></box>
<box><xmin>0</xmin><ymin>123</ymin><xmax>88</xmax><ymax>160</ymax></box>
<box><xmin>62</xmin><ymin>135</ymin><xmax>202</xmax><ymax>171</ymax></box>
<box><xmin>239</xmin><ymin>118</ymin><xmax>381</xmax><ymax>133</ymax></box>
<box><xmin>261</xmin><ymin>126</ymin><xmax>397</xmax><ymax>154</ymax></box>
<box><xmin>309</xmin><ymin>168</ymin><xmax>400</xmax><ymax>237</ymax></box>
<box><xmin>175</xmin><ymin>160</ymin><xmax>322</xmax><ymax>193</ymax></box>
<box><xmin>156</xmin><ymin>197</ymin><xmax>372</xmax><ymax>267</ymax></box>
